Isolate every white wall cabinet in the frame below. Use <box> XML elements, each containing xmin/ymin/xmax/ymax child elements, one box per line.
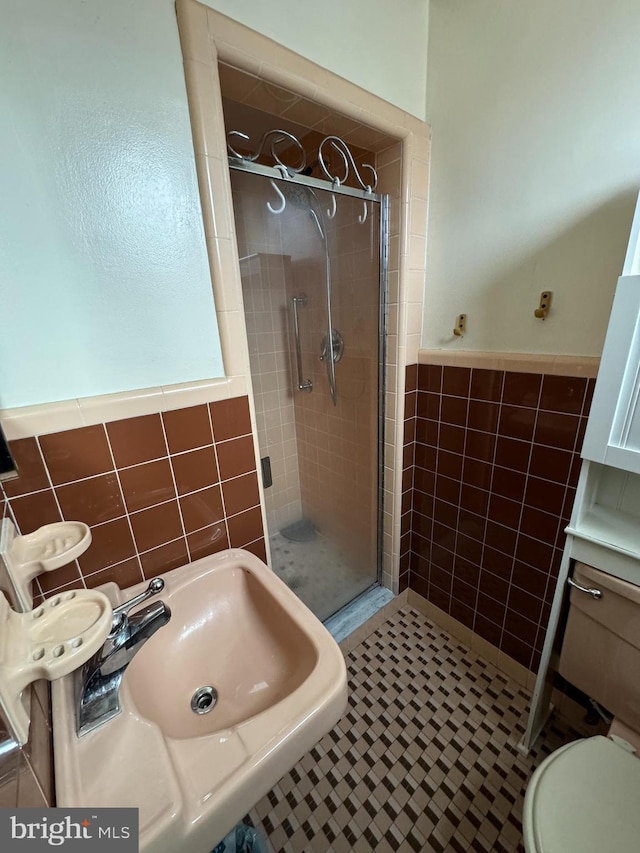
<box><xmin>522</xmin><ymin>192</ymin><xmax>640</xmax><ymax>752</ymax></box>
<box><xmin>581</xmin><ymin>196</ymin><xmax>640</xmax><ymax>473</ymax></box>
<box><xmin>581</xmin><ymin>274</ymin><xmax>640</xmax><ymax>473</ymax></box>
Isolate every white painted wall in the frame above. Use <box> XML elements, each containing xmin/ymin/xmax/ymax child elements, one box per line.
<box><xmin>0</xmin><ymin>0</ymin><xmax>429</xmax><ymax>411</ymax></box>
<box><xmin>424</xmin><ymin>0</ymin><xmax>640</xmax><ymax>356</ymax></box>
<box><xmin>0</xmin><ymin>0</ymin><xmax>223</xmax><ymax>409</ymax></box>
<box><xmin>201</xmin><ymin>0</ymin><xmax>429</xmax><ymax>119</ymax></box>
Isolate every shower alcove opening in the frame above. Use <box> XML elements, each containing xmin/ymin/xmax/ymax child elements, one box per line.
<box><xmin>176</xmin><ymin>0</ymin><xmax>431</xmax><ymax>620</ymax></box>
<box><xmin>222</xmin><ymin>94</ymin><xmax>389</xmax><ymax>622</ymax></box>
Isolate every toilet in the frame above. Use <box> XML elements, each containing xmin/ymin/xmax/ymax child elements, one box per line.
<box><xmin>523</xmin><ymin>735</ymin><xmax>640</xmax><ymax>852</ymax></box>
<box><xmin>523</xmin><ymin>563</ymin><xmax>640</xmax><ymax>852</ymax></box>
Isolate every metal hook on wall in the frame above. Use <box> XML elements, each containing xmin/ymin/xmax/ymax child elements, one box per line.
<box><xmin>267</xmin><ymin>180</ymin><xmax>286</xmax><ymax>214</ymax></box>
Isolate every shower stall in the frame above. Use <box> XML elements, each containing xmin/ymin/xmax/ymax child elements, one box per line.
<box><xmin>228</xmin><ymin>132</ymin><xmax>388</xmax><ymax>622</ymax></box>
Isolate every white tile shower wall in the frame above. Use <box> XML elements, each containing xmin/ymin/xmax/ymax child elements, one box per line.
<box><xmin>239</xmin><ymin>252</ymin><xmax>303</xmax><ymax>532</ymax></box>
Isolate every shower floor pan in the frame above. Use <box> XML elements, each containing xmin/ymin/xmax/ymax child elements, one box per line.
<box><xmin>269</xmin><ymin>531</ymin><xmax>374</xmax><ymax>623</ymax></box>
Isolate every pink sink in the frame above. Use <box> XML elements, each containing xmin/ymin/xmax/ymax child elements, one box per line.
<box><xmin>52</xmin><ymin>549</ymin><xmax>347</xmax><ymax>853</ymax></box>
<box><xmin>126</xmin><ymin>561</ymin><xmax>319</xmax><ymax>738</ymax></box>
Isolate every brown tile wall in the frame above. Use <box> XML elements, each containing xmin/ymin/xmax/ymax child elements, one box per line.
<box><xmin>1</xmin><ymin>396</ymin><xmax>265</xmax><ymax>600</ymax></box>
<box><xmin>403</xmin><ymin>363</ymin><xmax>595</xmax><ymax>671</ymax></box>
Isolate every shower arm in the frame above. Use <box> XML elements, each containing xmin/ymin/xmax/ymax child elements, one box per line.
<box><xmin>308</xmin><ymin>202</ymin><xmax>338</xmax><ymax>407</ymax></box>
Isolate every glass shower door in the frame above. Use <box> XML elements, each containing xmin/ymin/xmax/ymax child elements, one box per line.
<box><xmin>231</xmin><ymin>168</ymin><xmax>383</xmax><ymax>621</ymax></box>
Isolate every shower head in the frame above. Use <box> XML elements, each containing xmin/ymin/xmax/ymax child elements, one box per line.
<box><xmin>278</xmin><ymin>181</ymin><xmax>312</xmax><ymax>208</ymax></box>
<box><xmin>276</xmin><ymin>181</ymin><xmax>326</xmax><ymax>240</ymax></box>
<box><xmin>308</xmin><ymin>208</ymin><xmax>326</xmax><ymax>240</ymax></box>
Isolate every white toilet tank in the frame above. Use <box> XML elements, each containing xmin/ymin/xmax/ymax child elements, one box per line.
<box><xmin>559</xmin><ymin>562</ymin><xmax>640</xmax><ymax>731</ymax></box>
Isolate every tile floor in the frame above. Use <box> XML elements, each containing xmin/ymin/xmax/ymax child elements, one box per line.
<box><xmin>249</xmin><ymin>605</ymin><xmax>585</xmax><ymax>852</ymax></box>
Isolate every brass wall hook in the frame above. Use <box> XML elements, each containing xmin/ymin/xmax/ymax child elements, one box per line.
<box><xmin>534</xmin><ymin>291</ymin><xmax>552</xmax><ymax>319</ymax></box>
<box><xmin>453</xmin><ymin>314</ymin><xmax>466</xmax><ymax>337</ymax></box>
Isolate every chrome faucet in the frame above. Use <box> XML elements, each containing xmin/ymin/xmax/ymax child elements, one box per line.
<box><xmin>75</xmin><ymin>579</ymin><xmax>171</xmax><ymax>736</ymax></box>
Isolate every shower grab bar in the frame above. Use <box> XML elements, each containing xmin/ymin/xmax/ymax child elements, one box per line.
<box><xmin>291</xmin><ymin>295</ymin><xmax>313</xmax><ymax>393</ymax></box>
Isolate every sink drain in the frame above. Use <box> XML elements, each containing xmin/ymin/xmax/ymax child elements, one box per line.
<box><xmin>191</xmin><ymin>686</ymin><xmax>218</xmax><ymax>715</ymax></box>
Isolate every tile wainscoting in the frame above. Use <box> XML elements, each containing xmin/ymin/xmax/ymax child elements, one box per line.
<box><xmin>0</xmin><ymin>394</ymin><xmax>264</xmax><ymax>808</ymax></box>
<box><xmin>1</xmin><ymin>395</ymin><xmax>265</xmax><ymax>598</ymax></box>
<box><xmin>402</xmin><ymin>360</ymin><xmax>596</xmax><ymax>672</ymax></box>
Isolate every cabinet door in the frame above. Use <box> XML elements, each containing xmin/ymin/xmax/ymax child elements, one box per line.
<box><xmin>582</xmin><ymin>274</ymin><xmax>640</xmax><ymax>473</ymax></box>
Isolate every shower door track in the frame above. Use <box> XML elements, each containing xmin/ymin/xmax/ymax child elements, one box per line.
<box><xmin>228</xmin><ymin>157</ymin><xmax>385</xmax><ymax>203</ymax></box>
<box><xmin>228</xmin><ymin>156</ymin><xmax>389</xmax><ymax>589</ymax></box>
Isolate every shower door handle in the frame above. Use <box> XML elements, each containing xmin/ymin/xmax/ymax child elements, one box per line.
<box><xmin>291</xmin><ymin>294</ymin><xmax>313</xmax><ymax>393</ymax></box>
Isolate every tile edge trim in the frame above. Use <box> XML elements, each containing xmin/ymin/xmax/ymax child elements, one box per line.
<box><xmin>417</xmin><ymin>349</ymin><xmax>600</xmax><ymax>378</ymax></box>
<box><xmin>0</xmin><ymin>376</ymin><xmax>248</xmax><ymax>441</ymax></box>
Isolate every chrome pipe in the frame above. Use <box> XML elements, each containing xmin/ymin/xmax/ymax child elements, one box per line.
<box><xmin>291</xmin><ymin>295</ymin><xmax>312</xmax><ymax>393</ymax></box>
<box><xmin>306</xmin><ymin>195</ymin><xmax>338</xmax><ymax>406</ymax></box>
<box><xmin>324</xmin><ymin>245</ymin><xmax>338</xmax><ymax>406</ymax></box>
<box><xmin>305</xmin><ymin>193</ymin><xmax>337</xmax><ymax>405</ymax></box>
<box><xmin>376</xmin><ymin>193</ymin><xmax>389</xmax><ymax>587</ymax></box>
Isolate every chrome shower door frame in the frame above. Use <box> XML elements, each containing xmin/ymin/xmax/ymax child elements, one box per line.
<box><xmin>229</xmin><ymin>158</ymin><xmax>389</xmax><ymax>588</ymax></box>
<box><xmin>377</xmin><ymin>193</ymin><xmax>389</xmax><ymax>590</ymax></box>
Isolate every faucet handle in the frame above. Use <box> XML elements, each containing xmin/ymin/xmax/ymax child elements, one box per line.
<box><xmin>111</xmin><ymin>578</ymin><xmax>165</xmax><ymax>629</ymax></box>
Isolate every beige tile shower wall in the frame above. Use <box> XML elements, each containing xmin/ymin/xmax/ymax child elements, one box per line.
<box><xmin>230</xmin><ymin>167</ymin><xmax>308</xmax><ymax>535</ymax></box>
<box><xmin>377</xmin><ymin>135</ymin><xmax>430</xmax><ymax>590</ymax></box>
<box><xmin>289</xmin><ymin>198</ymin><xmax>379</xmax><ymax>577</ymax></box>
<box><xmin>239</xmin><ymin>252</ymin><xmax>302</xmax><ymax>532</ymax></box>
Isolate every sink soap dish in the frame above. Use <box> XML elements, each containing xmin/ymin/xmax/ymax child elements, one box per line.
<box><xmin>0</xmin><ymin>587</ymin><xmax>112</xmax><ymax>744</ymax></box>
<box><xmin>0</xmin><ymin>518</ymin><xmax>92</xmax><ymax>612</ymax></box>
